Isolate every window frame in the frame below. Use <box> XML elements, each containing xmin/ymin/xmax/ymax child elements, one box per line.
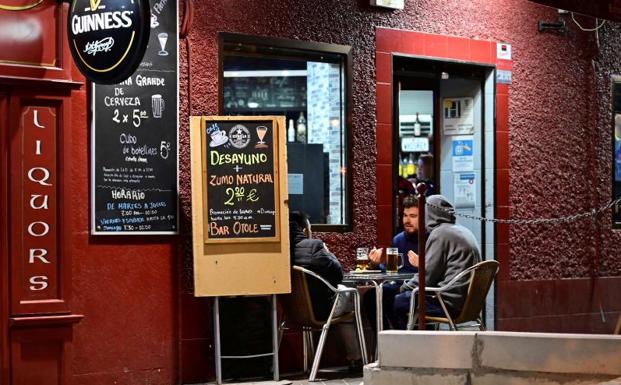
<box><xmin>612</xmin><ymin>75</ymin><xmax>621</xmax><ymax>229</ymax></box>
<box><xmin>218</xmin><ymin>32</ymin><xmax>353</xmax><ymax>232</ymax></box>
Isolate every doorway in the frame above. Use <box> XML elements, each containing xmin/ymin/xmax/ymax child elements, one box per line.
<box><xmin>392</xmin><ymin>56</ymin><xmax>497</xmax><ymax>326</ymax></box>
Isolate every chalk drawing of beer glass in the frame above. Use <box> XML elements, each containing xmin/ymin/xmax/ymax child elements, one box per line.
<box><xmin>152</xmin><ymin>94</ymin><xmax>165</xmax><ymax>118</ymax></box>
<box><xmin>255</xmin><ymin>125</ymin><xmax>269</xmax><ymax>149</ymax></box>
<box><xmin>158</xmin><ymin>32</ymin><xmax>169</xmax><ymax>56</ymax></box>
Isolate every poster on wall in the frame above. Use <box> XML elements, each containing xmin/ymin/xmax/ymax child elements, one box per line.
<box><xmin>443</xmin><ymin>97</ymin><xmax>474</xmax><ymax>135</ymax></box>
<box><xmin>451</xmin><ymin>137</ymin><xmax>474</xmax><ymax>172</ymax></box>
<box><xmin>614</xmin><ymin>114</ymin><xmax>621</xmax><ymax>182</ymax></box>
<box><xmin>454</xmin><ymin>173</ymin><xmax>476</xmax><ymax>209</ymax></box>
<box><xmin>202</xmin><ymin>118</ymin><xmax>281</xmax><ymax>242</ymax></box>
<box><xmin>90</xmin><ymin>0</ymin><xmax>178</xmax><ymax>234</ymax></box>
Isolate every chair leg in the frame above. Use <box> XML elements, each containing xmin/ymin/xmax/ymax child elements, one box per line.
<box><xmin>302</xmin><ymin>328</ymin><xmax>309</xmax><ymax>373</ymax></box>
<box><xmin>436</xmin><ymin>294</ymin><xmax>457</xmax><ymax>331</ymax></box>
<box><xmin>353</xmin><ymin>292</ymin><xmax>368</xmax><ymax>365</ymax></box>
<box><xmin>309</xmin><ymin>323</ymin><xmax>331</xmax><ymax>381</ymax></box>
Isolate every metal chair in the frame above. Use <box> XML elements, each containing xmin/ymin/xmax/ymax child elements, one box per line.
<box><xmin>406</xmin><ymin>260</ymin><xmax>499</xmax><ymax>331</ymax></box>
<box><xmin>279</xmin><ymin>265</ymin><xmax>368</xmax><ymax>381</ymax></box>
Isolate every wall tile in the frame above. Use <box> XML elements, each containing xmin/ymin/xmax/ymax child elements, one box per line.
<box><xmin>495</xmin><ymin>131</ymin><xmax>510</xmax><ymax>170</ymax></box>
<box><xmin>376</xmin><ymin>83</ymin><xmax>393</xmax><ymax>125</ymax></box>
<box><xmin>447</xmin><ymin>36</ymin><xmax>471</xmax><ymax>61</ymax></box>
<box><xmin>376</xmin><ymin>52</ymin><xmax>392</xmax><ymax>83</ymax></box>
<box><xmin>424</xmin><ymin>34</ymin><xmax>448</xmax><ymax>58</ymax></box>
<box><xmin>377</xmin><ymin>204</ymin><xmax>394</xmax><ymax>246</ymax></box>
<box><xmin>471</xmin><ymin>39</ymin><xmax>492</xmax><ymax>64</ymax></box>
<box><xmin>496</xmin><ymin>94</ymin><xmax>509</xmax><ymax>132</ymax></box>
<box><xmin>400</xmin><ymin>31</ymin><xmax>425</xmax><ymax>55</ymax></box>
<box><xmin>496</xmin><ymin>168</ymin><xmax>510</xmax><ymax>206</ymax></box>
<box><xmin>376</xmin><ymin>164</ymin><xmax>393</xmax><ymax>207</ymax></box>
<box><xmin>376</xmin><ymin>123</ymin><xmax>393</xmax><ymax>164</ymax></box>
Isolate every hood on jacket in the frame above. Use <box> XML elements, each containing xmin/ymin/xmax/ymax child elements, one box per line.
<box><xmin>425</xmin><ymin>194</ymin><xmax>456</xmax><ymax>232</ymax></box>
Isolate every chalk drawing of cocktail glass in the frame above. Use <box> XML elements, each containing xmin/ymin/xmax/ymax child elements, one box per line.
<box><xmin>255</xmin><ymin>126</ymin><xmax>268</xmax><ymax>148</ymax></box>
<box><xmin>158</xmin><ymin>33</ymin><xmax>169</xmax><ymax>56</ymax></box>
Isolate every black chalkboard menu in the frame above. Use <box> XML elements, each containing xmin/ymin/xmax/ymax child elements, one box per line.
<box><xmin>203</xmin><ymin>118</ymin><xmax>280</xmax><ymax>242</ymax></box>
<box><xmin>91</xmin><ymin>0</ymin><xmax>178</xmax><ymax>234</ymax></box>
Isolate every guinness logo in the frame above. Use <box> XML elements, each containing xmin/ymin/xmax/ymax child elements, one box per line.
<box><xmin>68</xmin><ymin>0</ymin><xmax>150</xmax><ymax>84</ymax></box>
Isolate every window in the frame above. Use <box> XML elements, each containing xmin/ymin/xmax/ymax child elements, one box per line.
<box><xmin>613</xmin><ymin>78</ymin><xmax>621</xmax><ymax>227</ymax></box>
<box><xmin>219</xmin><ymin>33</ymin><xmax>351</xmax><ymax>230</ymax></box>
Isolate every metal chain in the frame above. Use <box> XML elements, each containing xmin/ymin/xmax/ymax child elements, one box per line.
<box><xmin>425</xmin><ymin>196</ymin><xmax>621</xmax><ymax>225</ymax></box>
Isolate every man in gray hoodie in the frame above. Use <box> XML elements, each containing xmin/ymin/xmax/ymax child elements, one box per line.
<box><xmin>392</xmin><ymin>195</ymin><xmax>481</xmax><ymax>329</ymax></box>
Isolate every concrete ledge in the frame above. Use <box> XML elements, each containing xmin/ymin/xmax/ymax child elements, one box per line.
<box><xmin>365</xmin><ymin>331</ymin><xmax>621</xmax><ymax>385</ymax></box>
<box><xmin>479</xmin><ymin>332</ymin><xmax>621</xmax><ymax>376</ymax></box>
<box><xmin>379</xmin><ymin>331</ymin><xmax>476</xmax><ymax>369</ymax></box>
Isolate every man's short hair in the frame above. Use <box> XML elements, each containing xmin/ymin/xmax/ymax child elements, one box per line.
<box><xmin>289</xmin><ymin>211</ymin><xmax>309</xmax><ymax>229</ymax></box>
<box><xmin>419</xmin><ymin>153</ymin><xmax>433</xmax><ymax>165</ymax></box>
<box><xmin>403</xmin><ymin>195</ymin><xmax>418</xmax><ymax>209</ymax></box>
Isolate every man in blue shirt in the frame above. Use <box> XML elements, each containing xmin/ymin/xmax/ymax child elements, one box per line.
<box><xmin>369</xmin><ymin>195</ymin><xmax>419</xmax><ymax>273</ymax></box>
<box><xmin>366</xmin><ymin>195</ymin><xmax>420</xmax><ymax>329</ymax></box>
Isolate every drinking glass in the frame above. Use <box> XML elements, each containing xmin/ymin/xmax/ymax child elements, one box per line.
<box><xmin>386</xmin><ymin>247</ymin><xmax>399</xmax><ymax>273</ymax></box>
<box><xmin>356</xmin><ymin>247</ymin><xmax>369</xmax><ymax>270</ymax></box>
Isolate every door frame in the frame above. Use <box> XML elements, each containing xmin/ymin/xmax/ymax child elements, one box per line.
<box><xmin>1</xmin><ymin>87</ymin><xmax>9</xmax><ymax>385</ymax></box>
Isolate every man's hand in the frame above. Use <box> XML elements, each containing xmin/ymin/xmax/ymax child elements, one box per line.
<box><xmin>368</xmin><ymin>247</ymin><xmax>383</xmax><ymax>266</ymax></box>
<box><xmin>407</xmin><ymin>250</ymin><xmax>419</xmax><ymax>268</ymax></box>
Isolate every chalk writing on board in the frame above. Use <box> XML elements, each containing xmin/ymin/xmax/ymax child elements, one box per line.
<box><xmin>91</xmin><ymin>0</ymin><xmax>178</xmax><ymax>234</ymax></box>
<box><xmin>204</xmin><ymin>121</ymin><xmax>278</xmax><ymax>239</ymax></box>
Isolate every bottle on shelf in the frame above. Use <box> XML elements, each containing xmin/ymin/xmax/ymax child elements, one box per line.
<box><xmin>414</xmin><ymin>112</ymin><xmax>422</xmax><ymax>136</ymax></box>
<box><xmin>288</xmin><ymin>119</ymin><xmax>296</xmax><ymax>142</ymax></box>
<box><xmin>406</xmin><ymin>154</ymin><xmax>416</xmax><ymax>177</ymax></box>
<box><xmin>296</xmin><ymin>112</ymin><xmax>307</xmax><ymax>143</ymax></box>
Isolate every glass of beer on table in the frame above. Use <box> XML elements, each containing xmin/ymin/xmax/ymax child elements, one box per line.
<box><xmin>386</xmin><ymin>247</ymin><xmax>399</xmax><ymax>274</ymax></box>
<box><xmin>356</xmin><ymin>248</ymin><xmax>370</xmax><ymax>270</ymax></box>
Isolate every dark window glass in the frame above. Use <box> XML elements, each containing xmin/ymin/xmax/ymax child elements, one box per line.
<box><xmin>220</xmin><ymin>34</ymin><xmax>351</xmax><ymax>229</ymax></box>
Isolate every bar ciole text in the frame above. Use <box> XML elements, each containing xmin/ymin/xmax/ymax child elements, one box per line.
<box><xmin>23</xmin><ymin>107</ymin><xmax>56</xmax><ymax>294</ymax></box>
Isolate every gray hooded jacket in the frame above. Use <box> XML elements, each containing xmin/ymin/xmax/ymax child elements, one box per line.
<box><xmin>403</xmin><ymin>195</ymin><xmax>481</xmax><ymax>313</ymax></box>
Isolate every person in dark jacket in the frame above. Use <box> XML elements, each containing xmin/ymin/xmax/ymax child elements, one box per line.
<box><xmin>289</xmin><ymin>211</ymin><xmax>343</xmax><ymax>321</ymax></box>
<box><xmin>289</xmin><ymin>212</ymin><xmax>362</xmax><ymax>369</ymax></box>
<box><xmin>393</xmin><ymin>195</ymin><xmax>481</xmax><ymax>329</ymax></box>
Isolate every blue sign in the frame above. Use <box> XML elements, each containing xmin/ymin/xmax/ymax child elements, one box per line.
<box><xmin>452</xmin><ymin>139</ymin><xmax>473</xmax><ymax>157</ymax></box>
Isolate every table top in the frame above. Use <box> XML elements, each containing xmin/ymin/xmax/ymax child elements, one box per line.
<box><xmin>343</xmin><ymin>271</ymin><xmax>415</xmax><ymax>282</ymax></box>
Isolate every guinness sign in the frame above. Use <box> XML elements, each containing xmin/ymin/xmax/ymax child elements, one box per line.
<box><xmin>68</xmin><ymin>0</ymin><xmax>150</xmax><ymax>84</ymax></box>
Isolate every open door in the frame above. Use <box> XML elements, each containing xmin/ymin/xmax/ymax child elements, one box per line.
<box><xmin>393</xmin><ymin>56</ymin><xmax>497</xmax><ymax>326</ymax></box>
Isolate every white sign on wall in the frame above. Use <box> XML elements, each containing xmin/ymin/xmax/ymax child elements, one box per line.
<box><xmin>443</xmin><ymin>97</ymin><xmax>474</xmax><ymax>135</ymax></box>
<box><xmin>451</xmin><ymin>137</ymin><xmax>474</xmax><ymax>172</ymax></box>
<box><xmin>401</xmin><ymin>137</ymin><xmax>429</xmax><ymax>152</ymax></box>
<box><xmin>370</xmin><ymin>0</ymin><xmax>404</xmax><ymax>10</ymax></box>
<box><xmin>454</xmin><ymin>173</ymin><xmax>476</xmax><ymax>209</ymax></box>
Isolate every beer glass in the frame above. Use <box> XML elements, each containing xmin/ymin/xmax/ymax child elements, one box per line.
<box><xmin>152</xmin><ymin>94</ymin><xmax>165</xmax><ymax>118</ymax></box>
<box><xmin>386</xmin><ymin>247</ymin><xmax>399</xmax><ymax>273</ymax></box>
<box><xmin>356</xmin><ymin>247</ymin><xmax>369</xmax><ymax>270</ymax></box>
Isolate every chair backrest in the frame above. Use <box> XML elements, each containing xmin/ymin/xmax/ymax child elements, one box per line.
<box><xmin>279</xmin><ymin>267</ymin><xmax>321</xmax><ymax>327</ymax></box>
<box><xmin>453</xmin><ymin>260</ymin><xmax>499</xmax><ymax>324</ymax></box>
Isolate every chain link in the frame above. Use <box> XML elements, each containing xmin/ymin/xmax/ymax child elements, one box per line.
<box><xmin>425</xmin><ymin>196</ymin><xmax>621</xmax><ymax>225</ymax></box>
